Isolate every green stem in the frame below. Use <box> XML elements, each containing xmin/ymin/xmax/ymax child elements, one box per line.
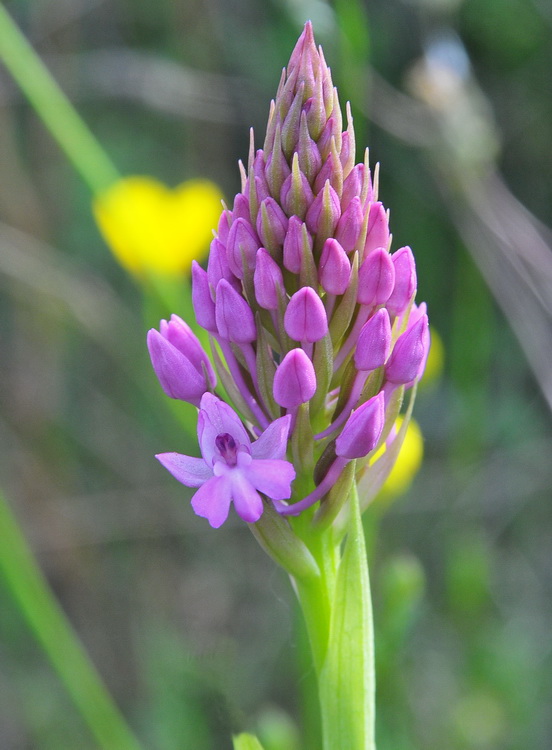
<box><xmin>0</xmin><ymin>3</ymin><xmax>119</xmax><ymax>194</ymax></box>
<box><xmin>0</xmin><ymin>488</ymin><xmax>144</xmax><ymax>750</ymax></box>
<box><xmin>292</xmin><ymin>518</ymin><xmax>337</xmax><ymax>672</ymax></box>
<box><xmin>295</xmin><ymin>485</ymin><xmax>376</xmax><ymax>750</ymax></box>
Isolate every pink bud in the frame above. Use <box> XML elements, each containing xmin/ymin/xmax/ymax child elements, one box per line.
<box><xmin>335</xmin><ymin>196</ymin><xmax>363</xmax><ymax>252</ymax></box>
<box><xmin>217</xmin><ymin>210</ymin><xmax>232</xmax><ymax>244</ymax></box>
<box><xmin>364</xmin><ymin>202</ymin><xmax>389</xmax><ymax>256</ymax></box>
<box><xmin>317</xmin><ymin>116</ymin><xmax>335</xmax><ymax>160</ymax></box>
<box><xmin>257</xmin><ymin>197</ymin><xmax>289</xmax><ymax>252</ymax></box>
<box><xmin>406</xmin><ymin>303</ymin><xmax>430</xmax><ymax>381</ymax></box>
<box><xmin>281</xmin><ymin>83</ymin><xmax>305</xmax><ymax>157</ymax></box>
<box><xmin>313</xmin><ymin>149</ymin><xmax>343</xmax><ymax>195</ymax></box>
<box><xmin>192</xmin><ymin>261</ymin><xmax>217</xmax><ymax>332</ymax></box>
<box><xmin>283</xmin><ymin>216</ymin><xmax>310</xmax><ymax>274</ymax></box>
<box><xmin>385</xmin><ymin>314</ymin><xmax>429</xmax><ymax>384</ymax></box>
<box><xmin>386</xmin><ymin>246</ymin><xmax>417</xmax><ymax>315</ymax></box>
<box><xmin>340</xmin><ymin>130</ymin><xmax>353</xmax><ymax>172</ymax></box>
<box><xmin>297</xmin><ymin>110</ymin><xmax>322</xmax><ymax>183</ymax></box>
<box><xmin>254</xmin><ymin>248</ymin><xmax>284</xmax><ymax>310</ymax></box>
<box><xmin>341</xmin><ymin>164</ymin><xmax>364</xmax><ymax>211</ymax></box>
<box><xmin>280</xmin><ymin>165</ymin><xmax>314</xmax><ymax>219</ymax></box>
<box><xmin>319</xmin><ymin>239</ymin><xmax>351</xmax><ymax>295</ymax></box>
<box><xmin>305</xmin><ymin>181</ymin><xmax>341</xmax><ymax>238</ymax></box>
<box><xmin>207</xmin><ymin>238</ymin><xmax>237</xmax><ymax>290</ymax></box>
<box><xmin>335</xmin><ymin>392</ymin><xmax>385</xmax><ymax>459</ymax></box>
<box><xmin>232</xmin><ymin>192</ymin><xmax>251</xmax><ymax>222</ymax></box>
<box><xmin>253</xmin><ymin>150</ymin><xmax>270</xmax><ymax>202</ymax></box>
<box><xmin>147</xmin><ymin>324</ymin><xmax>213</xmax><ymax>407</ymax></box>
<box><xmin>215</xmin><ymin>279</ymin><xmax>257</xmax><ymax>343</ymax></box>
<box><xmin>354</xmin><ymin>309</ymin><xmax>392</xmax><ymax>371</ymax></box>
<box><xmin>357</xmin><ymin>248</ymin><xmax>395</xmax><ymax>306</ymax></box>
<box><xmin>265</xmin><ymin>125</ymin><xmax>291</xmax><ymax>197</ymax></box>
<box><xmin>285</xmin><ymin>287</ymin><xmax>328</xmax><ymax>342</ymax></box>
<box><xmin>226</xmin><ymin>217</ymin><xmax>260</xmax><ymax>278</ymax></box>
<box><xmin>273</xmin><ymin>348</ymin><xmax>317</xmax><ymax>408</ymax></box>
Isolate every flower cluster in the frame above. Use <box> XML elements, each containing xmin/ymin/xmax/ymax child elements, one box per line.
<box><xmin>148</xmin><ymin>23</ymin><xmax>429</xmax><ymax>528</ymax></box>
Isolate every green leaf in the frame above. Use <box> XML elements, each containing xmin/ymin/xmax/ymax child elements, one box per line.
<box><xmin>319</xmin><ymin>483</ymin><xmax>375</xmax><ymax>750</ymax></box>
<box><xmin>232</xmin><ymin>732</ymin><xmax>266</xmax><ymax>750</ymax></box>
<box><xmin>0</xmin><ymin>488</ymin><xmax>143</xmax><ymax>750</ymax></box>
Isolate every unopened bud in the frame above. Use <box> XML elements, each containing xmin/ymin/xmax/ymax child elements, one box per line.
<box><xmin>285</xmin><ymin>287</ymin><xmax>328</xmax><ymax>342</ymax></box>
<box><xmin>305</xmin><ymin>180</ymin><xmax>341</xmax><ymax>239</ymax></box>
<box><xmin>147</xmin><ymin>315</ymin><xmax>215</xmax><ymax>406</ymax></box>
<box><xmin>226</xmin><ymin>217</ymin><xmax>259</xmax><ymax>278</ymax></box>
<box><xmin>191</xmin><ymin>261</ymin><xmax>217</xmax><ymax>332</ymax></box>
<box><xmin>335</xmin><ymin>195</ymin><xmax>363</xmax><ymax>252</ymax></box>
<box><xmin>354</xmin><ymin>309</ymin><xmax>392</xmax><ymax>371</ymax></box>
<box><xmin>387</xmin><ymin>246</ymin><xmax>417</xmax><ymax>315</ymax></box>
<box><xmin>385</xmin><ymin>314</ymin><xmax>429</xmax><ymax>385</ymax></box>
<box><xmin>215</xmin><ymin>279</ymin><xmax>256</xmax><ymax>343</ymax></box>
<box><xmin>364</xmin><ymin>202</ymin><xmax>389</xmax><ymax>257</ymax></box>
<box><xmin>257</xmin><ymin>197</ymin><xmax>289</xmax><ymax>255</ymax></box>
<box><xmin>319</xmin><ymin>239</ymin><xmax>351</xmax><ymax>295</ymax></box>
<box><xmin>335</xmin><ymin>393</ymin><xmax>385</xmax><ymax>459</ymax></box>
<box><xmin>254</xmin><ymin>248</ymin><xmax>284</xmax><ymax>310</ymax></box>
<box><xmin>357</xmin><ymin>247</ymin><xmax>395</xmax><ymax>306</ymax></box>
<box><xmin>273</xmin><ymin>348</ymin><xmax>317</xmax><ymax>408</ymax></box>
<box><xmin>283</xmin><ymin>216</ymin><xmax>309</xmax><ymax>273</ymax></box>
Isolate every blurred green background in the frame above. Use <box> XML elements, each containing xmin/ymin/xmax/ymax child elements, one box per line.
<box><xmin>1</xmin><ymin>0</ymin><xmax>551</xmax><ymax>748</ymax></box>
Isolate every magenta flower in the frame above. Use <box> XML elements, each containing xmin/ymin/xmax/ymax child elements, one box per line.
<box><xmin>156</xmin><ymin>393</ymin><xmax>295</xmax><ymax>528</ymax></box>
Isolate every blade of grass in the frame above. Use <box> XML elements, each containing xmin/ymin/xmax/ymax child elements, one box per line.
<box><xmin>0</xmin><ymin>3</ymin><xmax>119</xmax><ymax>194</ymax></box>
<box><xmin>0</xmin><ymin>487</ymin><xmax>144</xmax><ymax>750</ymax></box>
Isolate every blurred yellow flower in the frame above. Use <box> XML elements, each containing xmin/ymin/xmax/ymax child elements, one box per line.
<box><xmin>374</xmin><ymin>416</ymin><xmax>424</xmax><ymax>500</ymax></box>
<box><xmin>93</xmin><ymin>176</ymin><xmax>223</xmax><ymax>276</ymax></box>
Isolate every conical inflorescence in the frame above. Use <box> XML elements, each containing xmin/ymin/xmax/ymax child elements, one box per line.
<box><xmin>148</xmin><ymin>22</ymin><xmax>429</xmax><ymax>528</ymax></box>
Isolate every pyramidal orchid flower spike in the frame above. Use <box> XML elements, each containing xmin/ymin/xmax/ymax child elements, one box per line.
<box><xmin>149</xmin><ymin>22</ymin><xmax>429</xmax><ymax>750</ymax></box>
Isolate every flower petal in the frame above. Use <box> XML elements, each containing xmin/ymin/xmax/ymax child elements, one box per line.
<box><xmin>245</xmin><ymin>459</ymin><xmax>296</xmax><ymax>500</ymax></box>
<box><xmin>229</xmin><ymin>473</ymin><xmax>264</xmax><ymax>523</ymax></box>
<box><xmin>198</xmin><ymin>393</ymin><xmax>251</xmax><ymax>465</ymax></box>
<box><xmin>156</xmin><ymin>452</ymin><xmax>213</xmax><ymax>487</ymax></box>
<box><xmin>251</xmin><ymin>415</ymin><xmax>292</xmax><ymax>460</ymax></box>
<box><xmin>191</xmin><ymin>475</ymin><xmax>232</xmax><ymax>528</ymax></box>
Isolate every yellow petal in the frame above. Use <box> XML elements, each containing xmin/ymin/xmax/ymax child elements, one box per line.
<box><xmin>374</xmin><ymin>416</ymin><xmax>424</xmax><ymax>500</ymax></box>
<box><xmin>93</xmin><ymin>176</ymin><xmax>223</xmax><ymax>277</ymax></box>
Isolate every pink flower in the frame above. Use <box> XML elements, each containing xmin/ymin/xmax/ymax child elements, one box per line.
<box><xmin>156</xmin><ymin>393</ymin><xmax>295</xmax><ymax>527</ymax></box>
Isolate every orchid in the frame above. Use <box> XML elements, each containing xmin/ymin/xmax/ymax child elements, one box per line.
<box><xmin>156</xmin><ymin>393</ymin><xmax>295</xmax><ymax>527</ymax></box>
<box><xmin>147</xmin><ymin>22</ymin><xmax>430</xmax><ymax>750</ymax></box>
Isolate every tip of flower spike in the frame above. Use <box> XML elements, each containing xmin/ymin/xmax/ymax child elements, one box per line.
<box><xmin>288</xmin><ymin>21</ymin><xmax>316</xmax><ymax>72</ymax></box>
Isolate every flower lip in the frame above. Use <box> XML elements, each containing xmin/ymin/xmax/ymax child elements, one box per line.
<box><xmin>215</xmin><ymin>432</ymin><xmax>239</xmax><ymax>466</ymax></box>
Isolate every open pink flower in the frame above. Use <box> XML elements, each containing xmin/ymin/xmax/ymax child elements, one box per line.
<box><xmin>156</xmin><ymin>393</ymin><xmax>295</xmax><ymax>527</ymax></box>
